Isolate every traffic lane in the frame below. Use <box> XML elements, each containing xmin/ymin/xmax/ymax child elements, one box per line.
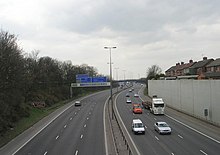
<box><xmin>117</xmin><ymin>90</ymin><xmax>219</xmax><ymax>155</ymax></box>
<box><xmin>48</xmin><ymin>101</ymin><xmax>96</xmax><ymax>155</ymax></box>
<box><xmin>116</xmin><ymin>91</ymin><xmax>171</xmax><ymax>155</ymax></box>
<box><xmin>15</xmin><ymin>90</ymin><xmax>110</xmax><ymax>155</ymax></box>
<box><xmin>141</xmin><ymin>103</ymin><xmax>220</xmax><ymax>155</ymax></box>
<box><xmin>49</xmin><ymin>92</ymin><xmax>109</xmax><ymax>155</ymax></box>
<box><xmin>15</xmin><ymin>98</ymin><xmax>95</xmax><ymax>155</ymax></box>
<box><xmin>77</xmin><ymin>100</ymin><xmax>105</xmax><ymax>155</ymax></box>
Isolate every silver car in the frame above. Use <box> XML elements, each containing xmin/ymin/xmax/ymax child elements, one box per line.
<box><xmin>154</xmin><ymin>122</ymin><xmax>171</xmax><ymax>134</ymax></box>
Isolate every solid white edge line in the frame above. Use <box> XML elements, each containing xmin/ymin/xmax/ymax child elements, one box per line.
<box><xmin>166</xmin><ymin>114</ymin><xmax>220</xmax><ymax>144</ymax></box>
<box><xmin>139</xmin><ymin>88</ymin><xmax>220</xmax><ymax>145</ymax></box>
<box><xmin>114</xmin><ymin>91</ymin><xmax>141</xmax><ymax>155</ymax></box>
<box><xmin>103</xmin><ymin>97</ymin><xmax>110</xmax><ymax>155</ymax></box>
<box><xmin>11</xmin><ymin>90</ymin><xmax>108</xmax><ymax>155</ymax></box>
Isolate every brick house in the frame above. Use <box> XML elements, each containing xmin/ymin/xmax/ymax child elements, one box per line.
<box><xmin>205</xmin><ymin>58</ymin><xmax>220</xmax><ymax>79</ymax></box>
<box><xmin>165</xmin><ymin>60</ymin><xmax>195</xmax><ymax>77</ymax></box>
<box><xmin>189</xmin><ymin>57</ymin><xmax>214</xmax><ymax>79</ymax></box>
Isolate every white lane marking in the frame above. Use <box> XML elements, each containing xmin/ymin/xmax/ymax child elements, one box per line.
<box><xmin>200</xmin><ymin>150</ymin><xmax>208</xmax><ymax>155</ymax></box>
<box><xmin>178</xmin><ymin>134</ymin><xmax>183</xmax><ymax>139</ymax></box>
<box><xmin>171</xmin><ymin>153</ymin><xmax>175</xmax><ymax>155</ymax></box>
<box><xmin>89</xmin><ymin>112</ymin><xmax>91</xmax><ymax>115</ymax></box>
<box><xmin>87</xmin><ymin>117</ymin><xmax>89</xmax><ymax>120</ymax></box>
<box><xmin>166</xmin><ymin>114</ymin><xmax>220</xmax><ymax>144</ymax></box>
<box><xmin>84</xmin><ymin>124</ymin><xmax>87</xmax><ymax>128</ymax></box>
<box><xmin>103</xmin><ymin>96</ymin><xmax>110</xmax><ymax>155</ymax></box>
<box><xmin>11</xmin><ymin>91</ymin><xmax>107</xmax><ymax>155</ymax></box>
<box><xmin>80</xmin><ymin>134</ymin><xmax>83</xmax><ymax>139</ymax></box>
<box><xmin>75</xmin><ymin>112</ymin><xmax>77</xmax><ymax>115</ymax></box>
<box><xmin>56</xmin><ymin>135</ymin><xmax>59</xmax><ymax>140</ymax></box>
<box><xmin>44</xmin><ymin>151</ymin><xmax>48</xmax><ymax>155</ymax></box>
<box><xmin>114</xmin><ymin>92</ymin><xmax>141</xmax><ymax>155</ymax></box>
<box><xmin>155</xmin><ymin>136</ymin><xmax>159</xmax><ymax>140</ymax></box>
<box><xmin>75</xmin><ymin>150</ymin><xmax>78</xmax><ymax>155</ymax></box>
<box><xmin>154</xmin><ymin>118</ymin><xmax>156</xmax><ymax>120</ymax></box>
<box><xmin>70</xmin><ymin>117</ymin><xmax>72</xmax><ymax>120</ymax></box>
<box><xmin>64</xmin><ymin>125</ymin><xmax>67</xmax><ymax>128</ymax></box>
<box><xmin>145</xmin><ymin>126</ymin><xmax>147</xmax><ymax>129</ymax></box>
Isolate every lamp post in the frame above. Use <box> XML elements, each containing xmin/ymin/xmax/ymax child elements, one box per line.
<box><xmin>114</xmin><ymin>67</ymin><xmax>119</xmax><ymax>92</ymax></box>
<box><xmin>104</xmin><ymin>46</ymin><xmax>116</xmax><ymax>119</ymax></box>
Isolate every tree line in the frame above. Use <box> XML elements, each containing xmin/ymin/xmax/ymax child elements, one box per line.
<box><xmin>0</xmin><ymin>30</ymin><xmax>101</xmax><ymax>135</ymax></box>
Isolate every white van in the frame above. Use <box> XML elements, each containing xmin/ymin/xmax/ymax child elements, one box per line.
<box><xmin>132</xmin><ymin>119</ymin><xmax>145</xmax><ymax>134</ymax></box>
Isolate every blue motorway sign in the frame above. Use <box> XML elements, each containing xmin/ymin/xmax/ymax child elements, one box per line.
<box><xmin>76</xmin><ymin>74</ymin><xmax>107</xmax><ymax>83</ymax></box>
<box><xmin>92</xmin><ymin>77</ymin><xmax>107</xmax><ymax>83</ymax></box>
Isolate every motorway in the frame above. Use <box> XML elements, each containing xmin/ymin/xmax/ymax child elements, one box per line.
<box><xmin>115</xmin><ymin>84</ymin><xmax>220</xmax><ymax>155</ymax></box>
<box><xmin>13</xmin><ymin>90</ymin><xmax>111</xmax><ymax>155</ymax></box>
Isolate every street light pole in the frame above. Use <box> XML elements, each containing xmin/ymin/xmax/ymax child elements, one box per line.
<box><xmin>104</xmin><ymin>46</ymin><xmax>116</xmax><ymax>119</ymax></box>
<box><xmin>115</xmin><ymin>67</ymin><xmax>119</xmax><ymax>92</ymax></box>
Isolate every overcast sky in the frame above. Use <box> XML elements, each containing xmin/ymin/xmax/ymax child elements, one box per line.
<box><xmin>1</xmin><ymin>0</ymin><xmax>220</xmax><ymax>80</ymax></box>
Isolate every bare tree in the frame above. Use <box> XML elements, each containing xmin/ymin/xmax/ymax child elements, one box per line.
<box><xmin>146</xmin><ymin>65</ymin><xmax>162</xmax><ymax>80</ymax></box>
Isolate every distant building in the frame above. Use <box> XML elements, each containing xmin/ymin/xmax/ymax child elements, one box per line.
<box><xmin>189</xmin><ymin>57</ymin><xmax>213</xmax><ymax>79</ymax></box>
<box><xmin>205</xmin><ymin>58</ymin><xmax>220</xmax><ymax>79</ymax></box>
<box><xmin>165</xmin><ymin>57</ymin><xmax>220</xmax><ymax>80</ymax></box>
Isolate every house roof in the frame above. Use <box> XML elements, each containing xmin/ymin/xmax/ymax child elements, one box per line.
<box><xmin>190</xmin><ymin>59</ymin><xmax>213</xmax><ymax>69</ymax></box>
<box><xmin>166</xmin><ymin>62</ymin><xmax>195</xmax><ymax>72</ymax></box>
<box><xmin>206</xmin><ymin>58</ymin><xmax>220</xmax><ymax>67</ymax></box>
<box><xmin>165</xmin><ymin>66</ymin><xmax>175</xmax><ymax>72</ymax></box>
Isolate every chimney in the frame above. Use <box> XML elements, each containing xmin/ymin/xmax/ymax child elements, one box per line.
<box><xmin>176</xmin><ymin>63</ymin><xmax>180</xmax><ymax>66</ymax></box>
<box><xmin>189</xmin><ymin>59</ymin><xmax>193</xmax><ymax>63</ymax></box>
<box><xmin>181</xmin><ymin>62</ymin><xmax>184</xmax><ymax>65</ymax></box>
<box><xmin>203</xmin><ymin>57</ymin><xmax>207</xmax><ymax>60</ymax></box>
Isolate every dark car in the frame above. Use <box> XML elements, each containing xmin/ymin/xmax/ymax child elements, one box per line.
<box><xmin>75</xmin><ymin>101</ymin><xmax>81</xmax><ymax>106</ymax></box>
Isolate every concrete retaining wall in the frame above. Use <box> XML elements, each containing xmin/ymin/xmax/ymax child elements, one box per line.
<box><xmin>148</xmin><ymin>80</ymin><xmax>220</xmax><ymax>126</ymax></box>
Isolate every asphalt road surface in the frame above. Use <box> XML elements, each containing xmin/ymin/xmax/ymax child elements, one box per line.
<box><xmin>115</xmin><ymin>84</ymin><xmax>220</xmax><ymax>155</ymax></box>
<box><xmin>14</xmin><ymin>90</ymin><xmax>111</xmax><ymax>155</ymax></box>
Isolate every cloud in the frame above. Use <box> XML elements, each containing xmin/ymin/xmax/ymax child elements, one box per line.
<box><xmin>1</xmin><ymin>0</ymin><xmax>220</xmax><ymax>78</ymax></box>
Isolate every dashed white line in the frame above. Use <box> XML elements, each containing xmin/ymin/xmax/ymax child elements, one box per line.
<box><xmin>44</xmin><ymin>151</ymin><xmax>48</xmax><ymax>155</ymax></box>
<box><xmin>200</xmin><ymin>150</ymin><xmax>208</xmax><ymax>155</ymax></box>
<box><xmin>155</xmin><ymin>136</ymin><xmax>159</xmax><ymax>140</ymax></box>
<box><xmin>64</xmin><ymin>125</ymin><xmax>67</xmax><ymax>128</ymax></box>
<box><xmin>75</xmin><ymin>150</ymin><xmax>78</xmax><ymax>155</ymax></box>
<box><xmin>166</xmin><ymin>114</ymin><xmax>220</xmax><ymax>144</ymax></box>
<box><xmin>70</xmin><ymin>117</ymin><xmax>72</xmax><ymax>120</ymax></box>
<box><xmin>171</xmin><ymin>153</ymin><xmax>175</xmax><ymax>155</ymax></box>
<box><xmin>89</xmin><ymin>112</ymin><xmax>91</xmax><ymax>115</ymax></box>
<box><xmin>80</xmin><ymin>134</ymin><xmax>83</xmax><ymax>139</ymax></box>
<box><xmin>154</xmin><ymin>118</ymin><xmax>157</xmax><ymax>120</ymax></box>
<box><xmin>87</xmin><ymin>117</ymin><xmax>89</xmax><ymax>120</ymax></box>
<box><xmin>145</xmin><ymin>126</ymin><xmax>147</xmax><ymax>128</ymax></box>
<box><xmin>178</xmin><ymin>134</ymin><xmax>183</xmax><ymax>139</ymax></box>
<box><xmin>199</xmin><ymin>150</ymin><xmax>208</xmax><ymax>155</ymax></box>
<box><xmin>56</xmin><ymin>135</ymin><xmax>59</xmax><ymax>140</ymax></box>
<box><xmin>84</xmin><ymin>124</ymin><xmax>87</xmax><ymax>128</ymax></box>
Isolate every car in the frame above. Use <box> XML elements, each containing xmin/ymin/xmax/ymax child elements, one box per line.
<box><xmin>74</xmin><ymin>101</ymin><xmax>81</xmax><ymax>106</ymax></box>
<box><xmin>132</xmin><ymin>119</ymin><xmax>145</xmax><ymax>134</ymax></box>
<box><xmin>134</xmin><ymin>93</ymin><xmax>139</xmax><ymax>97</ymax></box>
<box><xmin>126</xmin><ymin>98</ymin><xmax>132</xmax><ymax>103</ymax></box>
<box><xmin>133</xmin><ymin>104</ymin><xmax>142</xmax><ymax>114</ymax></box>
<box><xmin>129</xmin><ymin>89</ymin><xmax>132</xmax><ymax>92</ymax></box>
<box><xmin>126</xmin><ymin>93</ymin><xmax>130</xmax><ymax>97</ymax></box>
<box><xmin>154</xmin><ymin>122</ymin><xmax>171</xmax><ymax>134</ymax></box>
